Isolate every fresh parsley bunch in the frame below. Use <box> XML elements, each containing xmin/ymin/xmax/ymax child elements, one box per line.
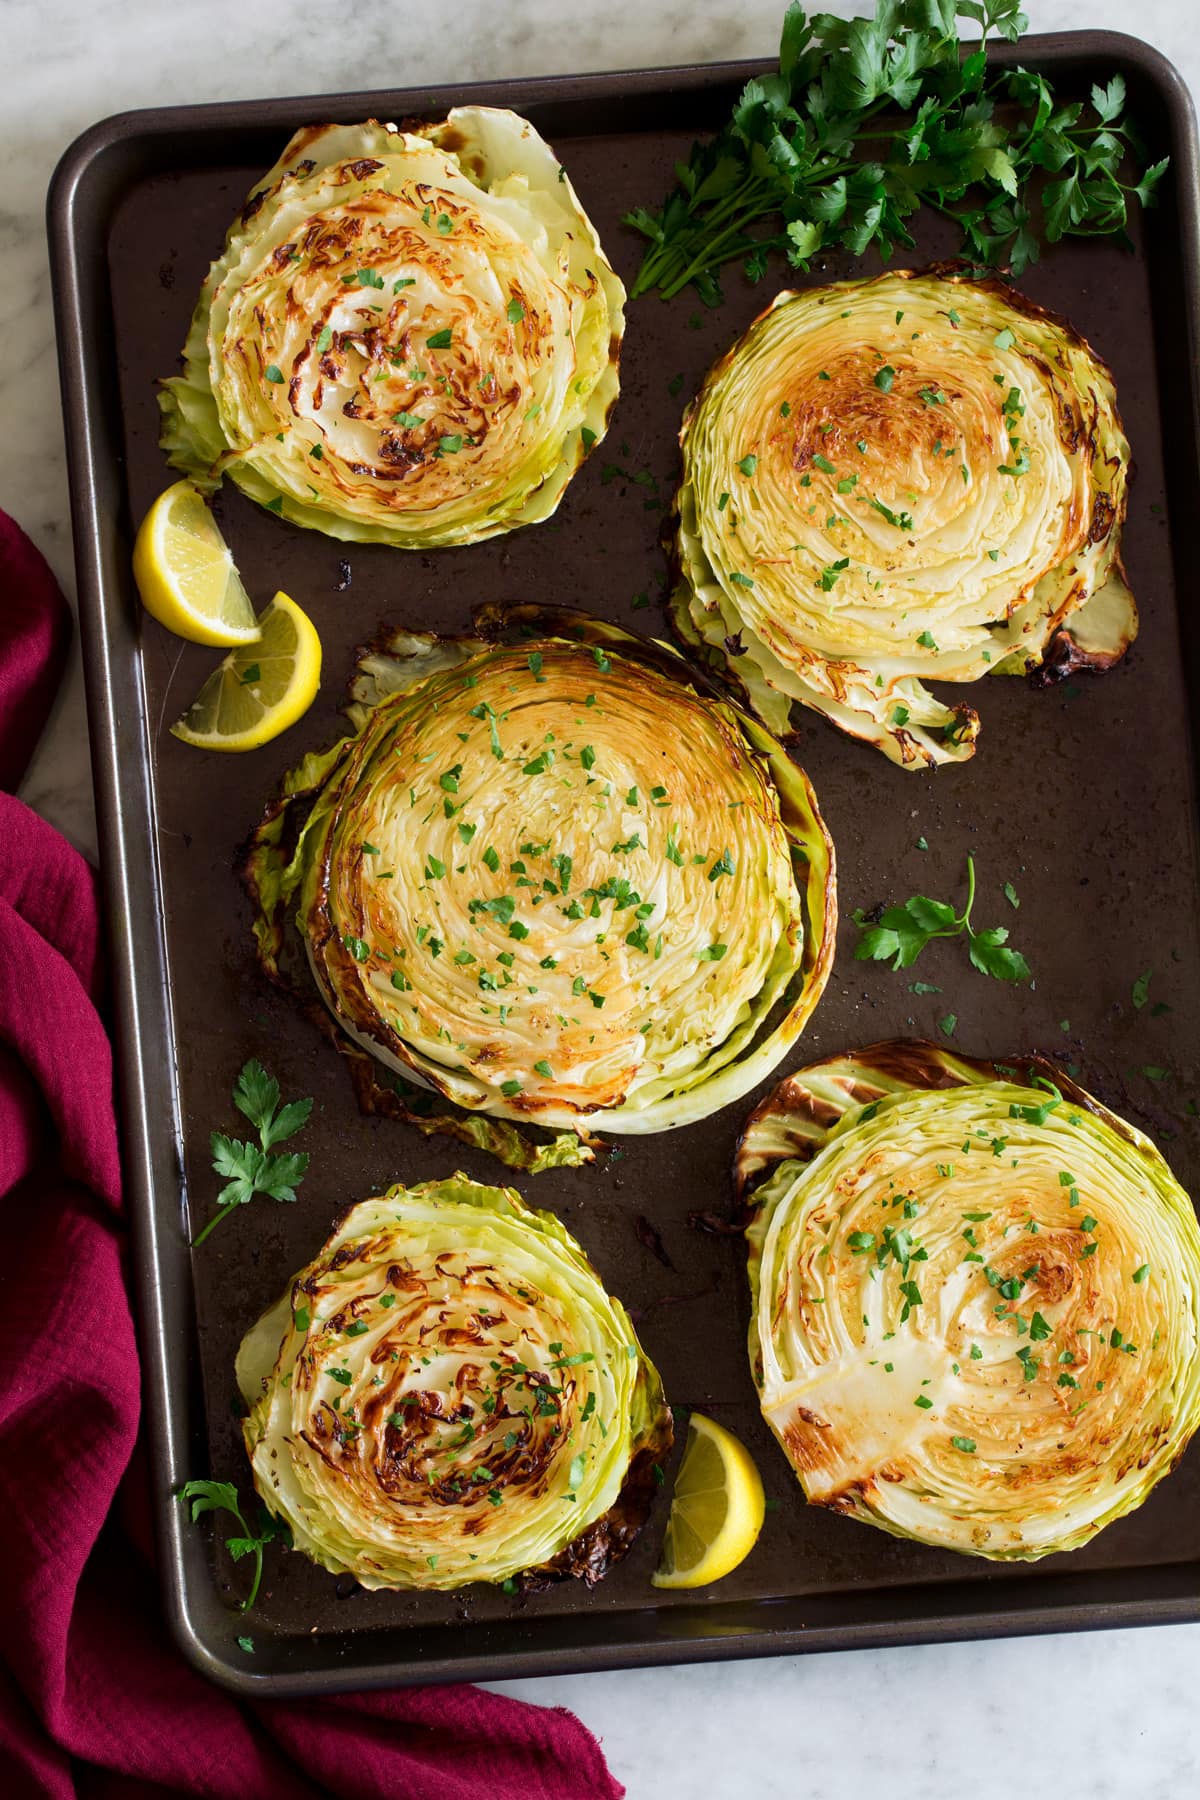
<box><xmin>854</xmin><ymin>854</ymin><xmax>1031</xmax><ymax>981</ymax></box>
<box><xmin>626</xmin><ymin>0</ymin><xmax>1168</xmax><ymax>301</ymax></box>
<box><xmin>192</xmin><ymin>1058</ymin><xmax>313</xmax><ymax>1246</ymax></box>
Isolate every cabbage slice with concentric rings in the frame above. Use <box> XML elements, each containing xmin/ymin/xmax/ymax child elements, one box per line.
<box><xmin>236</xmin><ymin>1172</ymin><xmax>672</xmax><ymax>1590</ymax></box>
<box><xmin>737</xmin><ymin>1041</ymin><xmax>1200</xmax><ymax>1560</ymax></box>
<box><xmin>673</xmin><ymin>268</ymin><xmax>1135</xmax><ymax>768</ymax></box>
<box><xmin>244</xmin><ymin>610</ymin><xmax>836</xmax><ymax>1170</ymax></box>
<box><xmin>160</xmin><ymin>109</ymin><xmax>623</xmax><ymax>547</ymax></box>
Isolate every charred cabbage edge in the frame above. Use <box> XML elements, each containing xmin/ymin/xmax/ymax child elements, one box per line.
<box><xmin>160</xmin><ymin>110</ymin><xmax>623</xmax><ymax>547</ymax></box>
<box><xmin>741</xmin><ymin>1043</ymin><xmax>1200</xmax><ymax>1559</ymax></box>
<box><xmin>672</xmin><ymin>270</ymin><xmax>1135</xmax><ymax>768</ymax></box>
<box><xmin>236</xmin><ymin>1172</ymin><xmax>670</xmax><ymax>1588</ymax></box>
<box><xmin>244</xmin><ymin>618</ymin><xmax>836</xmax><ymax>1159</ymax></box>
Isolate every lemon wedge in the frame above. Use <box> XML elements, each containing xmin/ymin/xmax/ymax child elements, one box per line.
<box><xmin>170</xmin><ymin>593</ymin><xmax>322</xmax><ymax>751</ymax></box>
<box><xmin>651</xmin><ymin>1412</ymin><xmax>765</xmax><ymax>1589</ymax></box>
<box><xmin>132</xmin><ymin>480</ymin><xmax>260</xmax><ymax>646</ymax></box>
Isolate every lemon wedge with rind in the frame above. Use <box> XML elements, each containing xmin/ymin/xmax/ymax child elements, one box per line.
<box><xmin>651</xmin><ymin>1412</ymin><xmax>765</xmax><ymax>1589</ymax></box>
<box><xmin>170</xmin><ymin>593</ymin><xmax>321</xmax><ymax>751</ymax></box>
<box><xmin>133</xmin><ymin>480</ymin><xmax>260</xmax><ymax>646</ymax></box>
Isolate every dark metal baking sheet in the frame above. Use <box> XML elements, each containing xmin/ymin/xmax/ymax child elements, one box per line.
<box><xmin>47</xmin><ymin>33</ymin><xmax>1200</xmax><ymax>1697</ymax></box>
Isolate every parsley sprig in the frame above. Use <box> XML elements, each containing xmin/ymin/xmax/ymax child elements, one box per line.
<box><xmin>854</xmin><ymin>853</ymin><xmax>1031</xmax><ymax>981</ymax></box>
<box><xmin>625</xmin><ymin>0</ymin><xmax>1167</xmax><ymax>302</ymax></box>
<box><xmin>192</xmin><ymin>1059</ymin><xmax>313</xmax><ymax>1246</ymax></box>
<box><xmin>178</xmin><ymin>1478</ymin><xmax>287</xmax><ymax>1610</ymax></box>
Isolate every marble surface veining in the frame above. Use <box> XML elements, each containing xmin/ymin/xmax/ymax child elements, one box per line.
<box><xmin>4</xmin><ymin>0</ymin><xmax>1198</xmax><ymax>1792</ymax></box>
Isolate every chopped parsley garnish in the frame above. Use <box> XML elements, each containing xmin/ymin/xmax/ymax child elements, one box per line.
<box><xmin>867</xmin><ymin>498</ymin><xmax>915</xmax><ymax>532</ymax></box>
<box><xmin>817</xmin><ymin>557</ymin><xmax>850</xmax><ymax>591</ymax></box>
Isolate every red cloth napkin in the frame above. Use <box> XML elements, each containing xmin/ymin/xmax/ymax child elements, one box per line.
<box><xmin>0</xmin><ymin>509</ymin><xmax>623</xmax><ymax>1800</ymax></box>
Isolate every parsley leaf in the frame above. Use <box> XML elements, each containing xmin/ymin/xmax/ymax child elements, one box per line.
<box><xmin>233</xmin><ymin>1059</ymin><xmax>314</xmax><ymax>1149</ymax></box>
<box><xmin>854</xmin><ymin>855</ymin><xmax>1031</xmax><ymax>983</ymax></box>
<box><xmin>177</xmin><ymin>1478</ymin><xmax>285</xmax><ymax>1610</ymax></box>
<box><xmin>968</xmin><ymin>925</ymin><xmax>1031</xmax><ymax>984</ymax></box>
<box><xmin>193</xmin><ymin>1060</ymin><xmax>312</xmax><ymax>1245</ymax></box>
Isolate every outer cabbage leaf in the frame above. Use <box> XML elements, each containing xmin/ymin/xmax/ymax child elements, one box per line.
<box><xmin>236</xmin><ymin>1173</ymin><xmax>671</xmax><ymax>1589</ymax></box>
<box><xmin>160</xmin><ymin>110</ymin><xmax>623</xmax><ymax>548</ymax></box>
<box><xmin>672</xmin><ymin>268</ymin><xmax>1135</xmax><ymax>768</ymax></box>
<box><xmin>242</xmin><ymin>608</ymin><xmax>836</xmax><ymax>1161</ymax></box>
<box><xmin>737</xmin><ymin>1041</ymin><xmax>1200</xmax><ymax>1560</ymax></box>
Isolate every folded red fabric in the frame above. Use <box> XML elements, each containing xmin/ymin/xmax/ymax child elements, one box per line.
<box><xmin>0</xmin><ymin>509</ymin><xmax>622</xmax><ymax>1799</ymax></box>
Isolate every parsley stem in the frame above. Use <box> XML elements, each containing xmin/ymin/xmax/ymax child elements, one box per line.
<box><xmin>243</xmin><ymin>1541</ymin><xmax>265</xmax><ymax>1612</ymax></box>
<box><xmin>635</xmin><ymin>177</ymin><xmax>779</xmax><ymax>298</ymax></box>
<box><xmin>959</xmin><ymin>853</ymin><xmax>977</xmax><ymax>932</ymax></box>
<box><xmin>191</xmin><ymin>1205</ymin><xmax>234</xmax><ymax>1248</ymax></box>
<box><xmin>227</xmin><ymin>1493</ymin><xmax>265</xmax><ymax>1612</ymax></box>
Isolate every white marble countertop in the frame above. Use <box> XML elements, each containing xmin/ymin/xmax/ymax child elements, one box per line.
<box><xmin>5</xmin><ymin>0</ymin><xmax>1198</xmax><ymax>1791</ymax></box>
